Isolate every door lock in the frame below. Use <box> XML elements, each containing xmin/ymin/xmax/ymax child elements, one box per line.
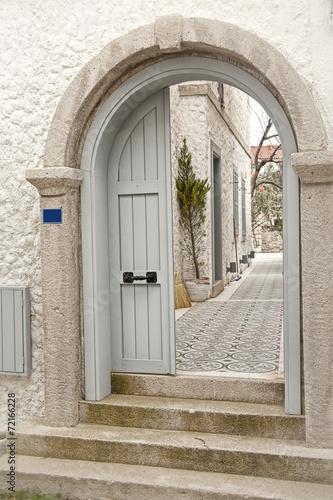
<box><xmin>123</xmin><ymin>272</ymin><xmax>157</xmax><ymax>283</ymax></box>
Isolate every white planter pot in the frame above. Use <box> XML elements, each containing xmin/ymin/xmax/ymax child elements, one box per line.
<box><xmin>185</xmin><ymin>280</ymin><xmax>210</xmax><ymax>302</ymax></box>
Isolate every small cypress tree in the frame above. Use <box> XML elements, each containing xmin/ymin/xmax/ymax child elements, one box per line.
<box><xmin>176</xmin><ymin>138</ymin><xmax>210</xmax><ymax>280</ymax></box>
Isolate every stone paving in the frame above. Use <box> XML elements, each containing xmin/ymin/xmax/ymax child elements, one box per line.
<box><xmin>176</xmin><ymin>253</ymin><xmax>283</xmax><ymax>377</ymax></box>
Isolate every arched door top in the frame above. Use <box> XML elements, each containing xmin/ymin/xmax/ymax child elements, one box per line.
<box><xmin>44</xmin><ymin>15</ymin><xmax>326</xmax><ymax>171</ymax></box>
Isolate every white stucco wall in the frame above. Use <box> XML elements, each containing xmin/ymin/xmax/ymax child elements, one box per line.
<box><xmin>223</xmin><ymin>86</ymin><xmax>251</xmax><ymax>146</ymax></box>
<box><xmin>0</xmin><ymin>0</ymin><xmax>332</xmax><ymax>429</ymax></box>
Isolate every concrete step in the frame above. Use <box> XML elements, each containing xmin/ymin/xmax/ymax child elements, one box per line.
<box><xmin>111</xmin><ymin>373</ymin><xmax>285</xmax><ymax>405</ymax></box>
<box><xmin>16</xmin><ymin>421</ymin><xmax>333</xmax><ymax>484</ymax></box>
<box><xmin>1</xmin><ymin>454</ymin><xmax>333</xmax><ymax>500</ymax></box>
<box><xmin>79</xmin><ymin>394</ymin><xmax>305</xmax><ymax>440</ymax></box>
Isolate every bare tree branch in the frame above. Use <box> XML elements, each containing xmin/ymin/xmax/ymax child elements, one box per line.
<box><xmin>255</xmin><ymin>179</ymin><xmax>282</xmax><ymax>190</ymax></box>
<box><xmin>254</xmin><ymin>119</ymin><xmax>273</xmax><ymax>171</ymax></box>
<box><xmin>251</xmin><ymin>111</ymin><xmax>283</xmax><ymax>239</ymax></box>
<box><xmin>268</xmin><ymin>143</ymin><xmax>282</xmax><ymax>161</ymax></box>
<box><xmin>251</xmin><ymin>126</ymin><xmax>282</xmax><ymax>198</ymax></box>
<box><xmin>265</xmin><ymin>134</ymin><xmax>279</xmax><ymax>141</ymax></box>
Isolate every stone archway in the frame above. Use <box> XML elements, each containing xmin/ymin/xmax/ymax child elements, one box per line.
<box><xmin>26</xmin><ymin>16</ymin><xmax>333</xmax><ymax>448</ymax></box>
<box><xmin>80</xmin><ymin>55</ymin><xmax>301</xmax><ymax>409</ymax></box>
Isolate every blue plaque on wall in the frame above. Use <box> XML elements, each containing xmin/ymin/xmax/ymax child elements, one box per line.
<box><xmin>43</xmin><ymin>209</ymin><xmax>62</xmax><ymax>224</ymax></box>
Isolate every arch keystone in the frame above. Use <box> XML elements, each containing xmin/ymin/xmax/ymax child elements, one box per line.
<box><xmin>155</xmin><ymin>15</ymin><xmax>183</xmax><ymax>51</ymax></box>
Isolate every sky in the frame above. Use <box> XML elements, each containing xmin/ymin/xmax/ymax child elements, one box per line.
<box><xmin>250</xmin><ymin>97</ymin><xmax>279</xmax><ymax>146</ymax></box>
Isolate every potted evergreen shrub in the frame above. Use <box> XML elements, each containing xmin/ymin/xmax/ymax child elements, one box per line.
<box><xmin>176</xmin><ymin>138</ymin><xmax>211</xmax><ymax>301</ymax></box>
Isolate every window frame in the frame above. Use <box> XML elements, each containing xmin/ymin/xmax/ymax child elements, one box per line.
<box><xmin>233</xmin><ymin>170</ymin><xmax>239</xmax><ymax>235</ymax></box>
<box><xmin>241</xmin><ymin>177</ymin><xmax>246</xmax><ymax>236</ymax></box>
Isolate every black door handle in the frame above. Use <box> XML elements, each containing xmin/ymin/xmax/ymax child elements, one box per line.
<box><xmin>123</xmin><ymin>272</ymin><xmax>157</xmax><ymax>283</ymax></box>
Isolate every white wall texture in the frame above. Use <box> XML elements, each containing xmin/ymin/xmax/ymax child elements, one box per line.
<box><xmin>0</xmin><ymin>0</ymin><xmax>332</xmax><ymax>430</ymax></box>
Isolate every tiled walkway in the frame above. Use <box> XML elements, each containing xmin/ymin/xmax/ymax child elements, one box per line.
<box><xmin>176</xmin><ymin>253</ymin><xmax>284</xmax><ymax>379</ymax></box>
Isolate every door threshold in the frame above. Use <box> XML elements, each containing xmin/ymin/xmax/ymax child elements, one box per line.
<box><xmin>176</xmin><ymin>369</ymin><xmax>284</xmax><ymax>381</ymax></box>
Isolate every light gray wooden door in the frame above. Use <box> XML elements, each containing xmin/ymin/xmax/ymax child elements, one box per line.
<box><xmin>108</xmin><ymin>89</ymin><xmax>175</xmax><ymax>373</ymax></box>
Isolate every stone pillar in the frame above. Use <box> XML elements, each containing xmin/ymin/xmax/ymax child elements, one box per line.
<box><xmin>26</xmin><ymin>167</ymin><xmax>83</xmax><ymax>427</ymax></box>
<box><xmin>292</xmin><ymin>152</ymin><xmax>333</xmax><ymax>448</ymax></box>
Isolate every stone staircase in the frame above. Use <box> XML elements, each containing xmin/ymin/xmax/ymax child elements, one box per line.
<box><xmin>1</xmin><ymin>374</ymin><xmax>333</xmax><ymax>499</ymax></box>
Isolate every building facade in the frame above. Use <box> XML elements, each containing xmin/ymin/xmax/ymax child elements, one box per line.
<box><xmin>171</xmin><ymin>82</ymin><xmax>252</xmax><ymax>293</ymax></box>
<box><xmin>0</xmin><ymin>0</ymin><xmax>332</xmax><ymax>455</ymax></box>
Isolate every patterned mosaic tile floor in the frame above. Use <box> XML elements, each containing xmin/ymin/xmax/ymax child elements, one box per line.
<box><xmin>176</xmin><ymin>253</ymin><xmax>283</xmax><ymax>377</ymax></box>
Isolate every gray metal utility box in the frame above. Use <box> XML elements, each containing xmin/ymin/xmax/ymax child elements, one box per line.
<box><xmin>0</xmin><ymin>287</ymin><xmax>31</xmax><ymax>376</ymax></box>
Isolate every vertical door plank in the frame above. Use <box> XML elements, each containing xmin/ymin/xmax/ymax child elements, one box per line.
<box><xmin>131</xmin><ymin>120</ymin><xmax>145</xmax><ymax>181</ymax></box>
<box><xmin>118</xmin><ymin>138</ymin><xmax>132</xmax><ymax>181</ymax></box>
<box><xmin>148</xmin><ymin>285</ymin><xmax>162</xmax><ymax>360</ymax></box>
<box><xmin>133</xmin><ymin>194</ymin><xmax>147</xmax><ymax>271</ymax></box>
<box><xmin>121</xmin><ymin>285</ymin><xmax>136</xmax><ymax>359</ymax></box>
<box><xmin>144</xmin><ymin>108</ymin><xmax>158</xmax><ymax>180</ymax></box>
<box><xmin>135</xmin><ymin>285</ymin><xmax>149</xmax><ymax>359</ymax></box>
<box><xmin>146</xmin><ymin>194</ymin><xmax>160</xmax><ymax>270</ymax></box>
<box><xmin>119</xmin><ymin>195</ymin><xmax>134</xmax><ymax>271</ymax></box>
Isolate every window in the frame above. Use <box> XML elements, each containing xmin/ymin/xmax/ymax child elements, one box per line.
<box><xmin>218</xmin><ymin>83</ymin><xmax>225</xmax><ymax>109</ymax></box>
<box><xmin>233</xmin><ymin>170</ymin><xmax>239</xmax><ymax>235</ymax></box>
<box><xmin>242</xmin><ymin>177</ymin><xmax>246</xmax><ymax>236</ymax></box>
<box><xmin>212</xmin><ymin>151</ymin><xmax>222</xmax><ymax>282</ymax></box>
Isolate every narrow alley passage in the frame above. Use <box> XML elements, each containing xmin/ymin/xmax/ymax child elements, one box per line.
<box><xmin>176</xmin><ymin>253</ymin><xmax>283</xmax><ymax>379</ymax></box>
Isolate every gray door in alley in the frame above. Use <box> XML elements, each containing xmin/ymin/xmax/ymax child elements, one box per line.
<box><xmin>108</xmin><ymin>89</ymin><xmax>175</xmax><ymax>374</ymax></box>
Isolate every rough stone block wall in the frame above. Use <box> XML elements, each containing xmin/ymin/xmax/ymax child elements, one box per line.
<box><xmin>261</xmin><ymin>230</ymin><xmax>283</xmax><ymax>253</ymax></box>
